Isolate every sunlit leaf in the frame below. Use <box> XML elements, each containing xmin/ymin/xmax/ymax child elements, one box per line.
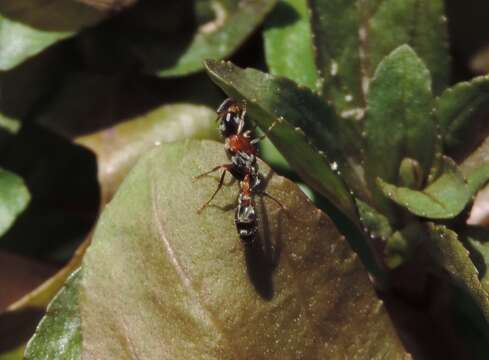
<box><xmin>80</xmin><ymin>140</ymin><xmax>408</xmax><ymax>359</ymax></box>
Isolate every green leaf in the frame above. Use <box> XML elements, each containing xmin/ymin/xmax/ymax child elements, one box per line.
<box><xmin>356</xmin><ymin>199</ymin><xmax>393</xmax><ymax>241</ymax></box>
<box><xmin>428</xmin><ymin>224</ymin><xmax>489</xmax><ymax>324</ymax></box>
<box><xmin>263</xmin><ymin>0</ymin><xmax>318</xmax><ymax>90</ymax></box>
<box><xmin>465</xmin><ymin>164</ymin><xmax>489</xmax><ymax>198</ymax></box>
<box><xmin>80</xmin><ymin>140</ymin><xmax>408</xmax><ymax>358</ymax></box>
<box><xmin>0</xmin><ymin>2</ymin><xmax>106</xmax><ymax>70</ymax></box>
<box><xmin>308</xmin><ymin>0</ymin><xmax>449</xmax><ymax>113</ymax></box>
<box><xmin>437</xmin><ymin>75</ymin><xmax>489</xmax><ymax>152</ymax></box>
<box><xmin>134</xmin><ymin>0</ymin><xmax>277</xmax><ymax>77</ymax></box>
<box><xmin>377</xmin><ymin>157</ymin><xmax>471</xmax><ymax>219</ymax></box>
<box><xmin>24</xmin><ymin>269</ymin><xmax>82</xmax><ymax>360</ymax></box>
<box><xmin>205</xmin><ymin>60</ymin><xmax>361</xmax><ymax>221</ymax></box>
<box><xmin>464</xmin><ymin>227</ymin><xmax>489</xmax><ymax>294</ymax></box>
<box><xmin>0</xmin><ymin>345</ymin><xmax>24</xmax><ymax>360</ymax></box>
<box><xmin>366</xmin><ymin>45</ymin><xmax>435</xmax><ymax>187</ymax></box>
<box><xmin>0</xmin><ymin>168</ymin><xmax>29</xmax><ymax>237</ymax></box>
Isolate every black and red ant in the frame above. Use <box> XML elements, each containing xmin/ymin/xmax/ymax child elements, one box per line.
<box><xmin>195</xmin><ymin>98</ymin><xmax>284</xmax><ymax>243</ymax></box>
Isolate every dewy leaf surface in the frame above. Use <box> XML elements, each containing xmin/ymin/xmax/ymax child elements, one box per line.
<box><xmin>0</xmin><ymin>1</ymin><xmax>106</xmax><ymax>70</ymax></box>
<box><xmin>24</xmin><ymin>269</ymin><xmax>82</xmax><ymax>360</ymax></box>
<box><xmin>308</xmin><ymin>0</ymin><xmax>449</xmax><ymax>113</ymax></box>
<box><xmin>366</xmin><ymin>45</ymin><xmax>435</xmax><ymax>188</ymax></box>
<box><xmin>377</xmin><ymin>157</ymin><xmax>470</xmax><ymax>220</ymax></box>
<box><xmin>81</xmin><ymin>140</ymin><xmax>408</xmax><ymax>359</ymax></box>
<box><xmin>263</xmin><ymin>0</ymin><xmax>318</xmax><ymax>90</ymax></box>
<box><xmin>436</xmin><ymin>74</ymin><xmax>489</xmax><ymax>152</ymax></box>
<box><xmin>148</xmin><ymin>0</ymin><xmax>277</xmax><ymax>77</ymax></box>
<box><xmin>0</xmin><ymin>168</ymin><xmax>30</xmax><ymax>237</ymax></box>
<box><xmin>205</xmin><ymin>60</ymin><xmax>361</xmax><ymax>221</ymax></box>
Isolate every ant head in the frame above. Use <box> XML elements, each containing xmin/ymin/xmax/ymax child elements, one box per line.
<box><xmin>217</xmin><ymin>98</ymin><xmax>244</xmax><ymax>137</ymax></box>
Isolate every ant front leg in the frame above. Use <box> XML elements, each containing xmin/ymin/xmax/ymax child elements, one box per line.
<box><xmin>248</xmin><ymin>119</ymin><xmax>280</xmax><ymax>145</ymax></box>
<box><xmin>194</xmin><ymin>165</ymin><xmax>232</xmax><ymax>213</ymax></box>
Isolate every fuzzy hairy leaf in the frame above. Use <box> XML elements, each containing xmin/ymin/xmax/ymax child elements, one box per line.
<box><xmin>377</xmin><ymin>157</ymin><xmax>470</xmax><ymax>220</ymax></box>
<box><xmin>205</xmin><ymin>60</ymin><xmax>362</xmax><ymax>221</ymax></box>
<box><xmin>437</xmin><ymin>75</ymin><xmax>489</xmax><ymax>152</ymax></box>
<box><xmin>307</xmin><ymin>0</ymin><xmax>449</xmax><ymax>113</ymax></box>
<box><xmin>0</xmin><ymin>168</ymin><xmax>30</xmax><ymax>237</ymax></box>
<box><xmin>263</xmin><ymin>0</ymin><xmax>318</xmax><ymax>90</ymax></box>
<box><xmin>0</xmin><ymin>1</ymin><xmax>106</xmax><ymax>70</ymax></box>
<box><xmin>366</xmin><ymin>45</ymin><xmax>435</xmax><ymax>188</ymax></box>
<box><xmin>24</xmin><ymin>269</ymin><xmax>81</xmax><ymax>360</ymax></box>
<box><xmin>80</xmin><ymin>140</ymin><xmax>408</xmax><ymax>359</ymax></box>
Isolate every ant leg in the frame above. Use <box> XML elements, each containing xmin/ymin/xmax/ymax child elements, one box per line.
<box><xmin>262</xmin><ymin>191</ymin><xmax>287</xmax><ymax>212</ymax></box>
<box><xmin>249</xmin><ymin>119</ymin><xmax>279</xmax><ymax>145</ymax></box>
<box><xmin>196</xmin><ymin>168</ymin><xmax>229</xmax><ymax>213</ymax></box>
<box><xmin>194</xmin><ymin>165</ymin><xmax>228</xmax><ymax>180</ymax></box>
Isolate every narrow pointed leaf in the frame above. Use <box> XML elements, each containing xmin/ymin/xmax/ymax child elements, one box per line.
<box><xmin>308</xmin><ymin>0</ymin><xmax>449</xmax><ymax>112</ymax></box>
<box><xmin>205</xmin><ymin>60</ymin><xmax>362</xmax><ymax>221</ymax></box>
<box><xmin>437</xmin><ymin>75</ymin><xmax>489</xmax><ymax>152</ymax></box>
<box><xmin>0</xmin><ymin>168</ymin><xmax>30</xmax><ymax>237</ymax></box>
<box><xmin>24</xmin><ymin>269</ymin><xmax>81</xmax><ymax>360</ymax></box>
<box><xmin>81</xmin><ymin>140</ymin><xmax>408</xmax><ymax>359</ymax></box>
<box><xmin>428</xmin><ymin>224</ymin><xmax>489</xmax><ymax>323</ymax></box>
<box><xmin>377</xmin><ymin>157</ymin><xmax>470</xmax><ymax>219</ymax></box>
<box><xmin>366</xmin><ymin>45</ymin><xmax>436</xmax><ymax>187</ymax></box>
<box><xmin>263</xmin><ymin>0</ymin><xmax>318</xmax><ymax>90</ymax></box>
<box><xmin>0</xmin><ymin>2</ymin><xmax>106</xmax><ymax>70</ymax></box>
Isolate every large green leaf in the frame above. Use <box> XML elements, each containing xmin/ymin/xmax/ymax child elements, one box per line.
<box><xmin>307</xmin><ymin>0</ymin><xmax>449</xmax><ymax>113</ymax></box>
<box><xmin>366</xmin><ymin>45</ymin><xmax>435</xmax><ymax>188</ymax></box>
<box><xmin>0</xmin><ymin>168</ymin><xmax>29</xmax><ymax>237</ymax></box>
<box><xmin>123</xmin><ymin>0</ymin><xmax>277</xmax><ymax>77</ymax></box>
<box><xmin>205</xmin><ymin>60</ymin><xmax>361</xmax><ymax>221</ymax></box>
<box><xmin>80</xmin><ymin>140</ymin><xmax>408</xmax><ymax>359</ymax></box>
<box><xmin>377</xmin><ymin>157</ymin><xmax>471</xmax><ymax>220</ymax></box>
<box><xmin>24</xmin><ymin>269</ymin><xmax>82</xmax><ymax>360</ymax></box>
<box><xmin>263</xmin><ymin>0</ymin><xmax>318</xmax><ymax>90</ymax></box>
<box><xmin>0</xmin><ymin>1</ymin><xmax>106</xmax><ymax>70</ymax></box>
<box><xmin>436</xmin><ymin>75</ymin><xmax>489</xmax><ymax>153</ymax></box>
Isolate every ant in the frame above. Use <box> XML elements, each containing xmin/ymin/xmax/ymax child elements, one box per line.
<box><xmin>194</xmin><ymin>98</ymin><xmax>285</xmax><ymax>244</ymax></box>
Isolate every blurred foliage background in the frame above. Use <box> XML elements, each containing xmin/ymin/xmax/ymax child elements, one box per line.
<box><xmin>1</xmin><ymin>0</ymin><xmax>489</xmax><ymax>359</ymax></box>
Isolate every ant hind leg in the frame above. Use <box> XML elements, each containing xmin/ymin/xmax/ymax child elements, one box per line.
<box><xmin>196</xmin><ymin>168</ymin><xmax>229</xmax><ymax>213</ymax></box>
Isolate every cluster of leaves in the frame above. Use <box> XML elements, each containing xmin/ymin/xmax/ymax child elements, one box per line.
<box><xmin>1</xmin><ymin>0</ymin><xmax>489</xmax><ymax>359</ymax></box>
